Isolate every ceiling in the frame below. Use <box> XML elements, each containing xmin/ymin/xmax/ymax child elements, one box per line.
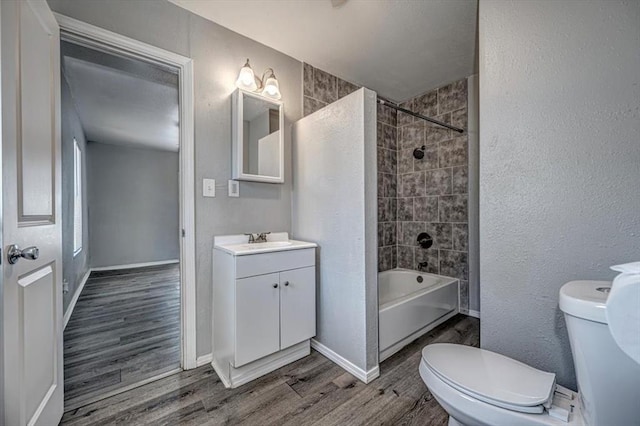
<box><xmin>170</xmin><ymin>0</ymin><xmax>478</xmax><ymax>102</ymax></box>
<box><xmin>62</xmin><ymin>42</ymin><xmax>180</xmax><ymax>152</ymax></box>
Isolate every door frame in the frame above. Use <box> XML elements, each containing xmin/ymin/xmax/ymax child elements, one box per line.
<box><xmin>54</xmin><ymin>13</ymin><xmax>198</xmax><ymax>370</ymax></box>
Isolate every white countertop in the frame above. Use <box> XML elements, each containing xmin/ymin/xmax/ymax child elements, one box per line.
<box><xmin>214</xmin><ymin>232</ymin><xmax>317</xmax><ymax>256</ymax></box>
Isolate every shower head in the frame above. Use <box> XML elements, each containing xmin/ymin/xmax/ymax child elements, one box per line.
<box><xmin>413</xmin><ymin>146</ymin><xmax>426</xmax><ymax>160</ymax></box>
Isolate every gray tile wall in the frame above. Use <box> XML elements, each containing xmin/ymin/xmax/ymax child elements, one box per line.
<box><xmin>303</xmin><ymin>65</ymin><xmax>470</xmax><ymax>312</ymax></box>
<box><xmin>396</xmin><ymin>79</ymin><xmax>470</xmax><ymax>313</ymax></box>
<box><xmin>303</xmin><ymin>64</ymin><xmax>398</xmax><ymax>272</ymax></box>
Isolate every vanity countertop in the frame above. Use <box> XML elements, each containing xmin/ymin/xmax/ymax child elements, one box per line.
<box><xmin>214</xmin><ymin>232</ymin><xmax>317</xmax><ymax>256</ymax></box>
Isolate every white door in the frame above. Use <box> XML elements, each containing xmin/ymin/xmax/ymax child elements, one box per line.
<box><xmin>280</xmin><ymin>267</ymin><xmax>316</xmax><ymax>349</ymax></box>
<box><xmin>2</xmin><ymin>1</ymin><xmax>63</xmax><ymax>425</ymax></box>
<box><xmin>234</xmin><ymin>273</ymin><xmax>280</xmax><ymax>367</ymax></box>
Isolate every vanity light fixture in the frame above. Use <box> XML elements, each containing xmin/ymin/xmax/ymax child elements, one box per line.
<box><xmin>235</xmin><ymin>58</ymin><xmax>282</xmax><ymax>100</ymax></box>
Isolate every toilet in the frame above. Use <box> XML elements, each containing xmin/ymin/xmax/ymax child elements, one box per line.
<box><xmin>419</xmin><ymin>265</ymin><xmax>640</xmax><ymax>426</ymax></box>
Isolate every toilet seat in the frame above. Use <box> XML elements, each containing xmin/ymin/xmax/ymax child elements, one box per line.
<box><xmin>422</xmin><ymin>344</ymin><xmax>556</xmax><ymax>414</ymax></box>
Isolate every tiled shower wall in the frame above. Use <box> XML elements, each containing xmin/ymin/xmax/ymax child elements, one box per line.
<box><xmin>396</xmin><ymin>80</ymin><xmax>470</xmax><ymax>312</ymax></box>
<box><xmin>302</xmin><ymin>64</ymin><xmax>470</xmax><ymax>311</ymax></box>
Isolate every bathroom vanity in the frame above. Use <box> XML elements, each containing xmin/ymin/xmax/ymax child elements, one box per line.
<box><xmin>212</xmin><ymin>232</ymin><xmax>317</xmax><ymax>388</ymax></box>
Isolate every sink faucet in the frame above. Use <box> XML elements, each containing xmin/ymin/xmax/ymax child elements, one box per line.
<box><xmin>245</xmin><ymin>232</ymin><xmax>271</xmax><ymax>244</ymax></box>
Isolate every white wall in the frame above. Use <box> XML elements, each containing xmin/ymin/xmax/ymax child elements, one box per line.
<box><xmin>61</xmin><ymin>75</ymin><xmax>90</xmax><ymax>312</ymax></box>
<box><xmin>479</xmin><ymin>0</ymin><xmax>640</xmax><ymax>389</ymax></box>
<box><xmin>47</xmin><ymin>0</ymin><xmax>302</xmax><ymax>357</ymax></box>
<box><xmin>87</xmin><ymin>142</ymin><xmax>179</xmax><ymax>268</ymax></box>
<box><xmin>292</xmin><ymin>88</ymin><xmax>379</xmax><ymax>374</ymax></box>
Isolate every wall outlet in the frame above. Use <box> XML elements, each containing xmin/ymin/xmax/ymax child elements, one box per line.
<box><xmin>203</xmin><ymin>178</ymin><xmax>216</xmax><ymax>197</ymax></box>
<box><xmin>228</xmin><ymin>180</ymin><xmax>239</xmax><ymax>197</ymax></box>
<box><xmin>63</xmin><ymin>279</ymin><xmax>69</xmax><ymax>294</ymax></box>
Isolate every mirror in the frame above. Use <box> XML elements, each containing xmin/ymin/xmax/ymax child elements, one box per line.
<box><xmin>232</xmin><ymin>89</ymin><xmax>284</xmax><ymax>183</ymax></box>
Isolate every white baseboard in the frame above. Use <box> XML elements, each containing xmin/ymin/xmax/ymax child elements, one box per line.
<box><xmin>91</xmin><ymin>259</ymin><xmax>179</xmax><ymax>271</ymax></box>
<box><xmin>467</xmin><ymin>309</ymin><xmax>481</xmax><ymax>319</ymax></box>
<box><xmin>196</xmin><ymin>353</ymin><xmax>213</xmax><ymax>367</ymax></box>
<box><xmin>63</xmin><ymin>269</ymin><xmax>91</xmax><ymax>330</ymax></box>
<box><xmin>311</xmin><ymin>339</ymin><xmax>380</xmax><ymax>383</ymax></box>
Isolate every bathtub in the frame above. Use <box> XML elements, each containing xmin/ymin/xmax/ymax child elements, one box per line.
<box><xmin>379</xmin><ymin>269</ymin><xmax>459</xmax><ymax>361</ymax></box>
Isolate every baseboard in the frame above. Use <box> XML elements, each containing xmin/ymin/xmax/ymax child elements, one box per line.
<box><xmin>467</xmin><ymin>309</ymin><xmax>481</xmax><ymax>319</ymax></box>
<box><xmin>196</xmin><ymin>353</ymin><xmax>213</xmax><ymax>367</ymax></box>
<box><xmin>63</xmin><ymin>269</ymin><xmax>91</xmax><ymax>330</ymax></box>
<box><xmin>91</xmin><ymin>259</ymin><xmax>179</xmax><ymax>271</ymax></box>
<box><xmin>311</xmin><ymin>339</ymin><xmax>380</xmax><ymax>383</ymax></box>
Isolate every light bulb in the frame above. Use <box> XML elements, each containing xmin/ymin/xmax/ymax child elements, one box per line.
<box><xmin>235</xmin><ymin>59</ymin><xmax>257</xmax><ymax>91</ymax></box>
<box><xmin>261</xmin><ymin>74</ymin><xmax>281</xmax><ymax>100</ymax></box>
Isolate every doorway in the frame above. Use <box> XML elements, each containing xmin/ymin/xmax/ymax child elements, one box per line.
<box><xmin>57</xmin><ymin>16</ymin><xmax>196</xmax><ymax>410</ymax></box>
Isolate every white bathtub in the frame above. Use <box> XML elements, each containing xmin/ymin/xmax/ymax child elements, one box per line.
<box><xmin>379</xmin><ymin>269</ymin><xmax>459</xmax><ymax>361</ymax></box>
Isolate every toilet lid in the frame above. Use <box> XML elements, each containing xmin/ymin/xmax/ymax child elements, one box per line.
<box><xmin>422</xmin><ymin>344</ymin><xmax>556</xmax><ymax>413</ymax></box>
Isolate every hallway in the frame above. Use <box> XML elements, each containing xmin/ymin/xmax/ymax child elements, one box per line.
<box><xmin>63</xmin><ymin>264</ymin><xmax>181</xmax><ymax>410</ymax></box>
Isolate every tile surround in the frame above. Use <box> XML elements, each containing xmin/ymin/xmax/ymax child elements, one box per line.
<box><xmin>395</xmin><ymin>78</ymin><xmax>470</xmax><ymax>313</ymax></box>
<box><xmin>303</xmin><ymin>64</ymin><xmax>470</xmax><ymax>312</ymax></box>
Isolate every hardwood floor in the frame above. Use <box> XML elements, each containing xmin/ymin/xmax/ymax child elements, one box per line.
<box><xmin>60</xmin><ymin>314</ymin><xmax>479</xmax><ymax>425</ymax></box>
<box><xmin>64</xmin><ymin>264</ymin><xmax>181</xmax><ymax>411</ymax></box>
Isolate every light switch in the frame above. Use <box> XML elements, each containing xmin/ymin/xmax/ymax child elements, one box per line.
<box><xmin>203</xmin><ymin>178</ymin><xmax>216</xmax><ymax>197</ymax></box>
<box><xmin>228</xmin><ymin>180</ymin><xmax>239</xmax><ymax>197</ymax></box>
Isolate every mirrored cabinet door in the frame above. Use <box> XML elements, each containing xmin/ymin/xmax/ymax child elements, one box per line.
<box><xmin>232</xmin><ymin>89</ymin><xmax>284</xmax><ymax>183</ymax></box>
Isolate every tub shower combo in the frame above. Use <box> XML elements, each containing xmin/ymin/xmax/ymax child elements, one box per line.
<box><xmin>292</xmin><ymin>87</ymin><xmax>465</xmax><ymax>381</ymax></box>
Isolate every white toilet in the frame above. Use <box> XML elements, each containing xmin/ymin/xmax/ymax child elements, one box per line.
<box><xmin>419</xmin><ymin>264</ymin><xmax>640</xmax><ymax>426</ymax></box>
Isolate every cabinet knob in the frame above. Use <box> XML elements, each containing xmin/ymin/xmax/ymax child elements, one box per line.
<box><xmin>273</xmin><ymin>283</ymin><xmax>278</xmax><ymax>288</ymax></box>
<box><xmin>284</xmin><ymin>281</ymin><xmax>289</xmax><ymax>286</ymax></box>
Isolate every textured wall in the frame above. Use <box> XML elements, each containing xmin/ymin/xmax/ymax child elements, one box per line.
<box><xmin>479</xmin><ymin>0</ymin><xmax>640</xmax><ymax>389</ymax></box>
<box><xmin>48</xmin><ymin>0</ymin><xmax>302</xmax><ymax>357</ymax></box>
<box><xmin>293</xmin><ymin>88</ymin><xmax>379</xmax><ymax>373</ymax></box>
<box><xmin>395</xmin><ymin>79</ymin><xmax>471</xmax><ymax>313</ymax></box>
<box><xmin>61</xmin><ymin>75</ymin><xmax>90</xmax><ymax>312</ymax></box>
<box><xmin>87</xmin><ymin>143</ymin><xmax>179</xmax><ymax>268</ymax></box>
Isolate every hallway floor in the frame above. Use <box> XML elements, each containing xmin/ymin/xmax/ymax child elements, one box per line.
<box><xmin>63</xmin><ymin>263</ymin><xmax>181</xmax><ymax>411</ymax></box>
<box><xmin>60</xmin><ymin>314</ymin><xmax>478</xmax><ymax>425</ymax></box>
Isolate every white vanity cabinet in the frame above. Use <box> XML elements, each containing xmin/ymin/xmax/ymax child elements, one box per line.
<box><xmin>212</xmin><ymin>233</ymin><xmax>317</xmax><ymax>388</ymax></box>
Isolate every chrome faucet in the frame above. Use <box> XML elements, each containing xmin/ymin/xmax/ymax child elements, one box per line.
<box><xmin>417</xmin><ymin>261</ymin><xmax>428</xmax><ymax>271</ymax></box>
<box><xmin>245</xmin><ymin>232</ymin><xmax>271</xmax><ymax>244</ymax></box>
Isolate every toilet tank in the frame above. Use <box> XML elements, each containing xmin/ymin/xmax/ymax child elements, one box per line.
<box><xmin>560</xmin><ymin>280</ymin><xmax>640</xmax><ymax>426</ymax></box>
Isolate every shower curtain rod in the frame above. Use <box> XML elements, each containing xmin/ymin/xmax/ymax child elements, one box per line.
<box><xmin>377</xmin><ymin>97</ymin><xmax>465</xmax><ymax>134</ymax></box>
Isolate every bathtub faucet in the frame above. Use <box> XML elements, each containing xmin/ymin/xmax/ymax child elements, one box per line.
<box><xmin>417</xmin><ymin>261</ymin><xmax>428</xmax><ymax>271</ymax></box>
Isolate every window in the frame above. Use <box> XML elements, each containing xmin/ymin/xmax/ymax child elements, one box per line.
<box><xmin>73</xmin><ymin>139</ymin><xmax>82</xmax><ymax>256</ymax></box>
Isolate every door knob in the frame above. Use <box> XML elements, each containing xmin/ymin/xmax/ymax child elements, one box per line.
<box><xmin>284</xmin><ymin>281</ymin><xmax>289</xmax><ymax>286</ymax></box>
<box><xmin>7</xmin><ymin>245</ymin><xmax>39</xmax><ymax>265</ymax></box>
<box><xmin>272</xmin><ymin>283</ymin><xmax>278</xmax><ymax>288</ymax></box>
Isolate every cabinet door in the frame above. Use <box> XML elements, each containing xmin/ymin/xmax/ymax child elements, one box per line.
<box><xmin>234</xmin><ymin>273</ymin><xmax>280</xmax><ymax>367</ymax></box>
<box><xmin>280</xmin><ymin>267</ymin><xmax>316</xmax><ymax>349</ymax></box>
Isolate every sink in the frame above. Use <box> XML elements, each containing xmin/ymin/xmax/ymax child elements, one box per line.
<box><xmin>233</xmin><ymin>241</ymin><xmax>293</xmax><ymax>250</ymax></box>
<box><xmin>213</xmin><ymin>232</ymin><xmax>317</xmax><ymax>256</ymax></box>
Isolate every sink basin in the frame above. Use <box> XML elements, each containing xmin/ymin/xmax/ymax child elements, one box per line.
<box><xmin>233</xmin><ymin>241</ymin><xmax>293</xmax><ymax>250</ymax></box>
<box><xmin>214</xmin><ymin>232</ymin><xmax>317</xmax><ymax>256</ymax></box>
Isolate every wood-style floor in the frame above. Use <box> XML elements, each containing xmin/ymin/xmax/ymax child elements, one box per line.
<box><xmin>61</xmin><ymin>314</ymin><xmax>478</xmax><ymax>425</ymax></box>
<box><xmin>64</xmin><ymin>264</ymin><xmax>181</xmax><ymax>411</ymax></box>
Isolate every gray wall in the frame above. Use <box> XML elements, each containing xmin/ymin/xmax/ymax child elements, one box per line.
<box><xmin>61</xmin><ymin>74</ymin><xmax>90</xmax><ymax>312</ymax></box>
<box><xmin>293</xmin><ymin>89</ymin><xmax>379</xmax><ymax>373</ymax></box>
<box><xmin>479</xmin><ymin>0</ymin><xmax>640</xmax><ymax>390</ymax></box>
<box><xmin>87</xmin><ymin>142</ymin><xmax>179</xmax><ymax>268</ymax></box>
<box><xmin>48</xmin><ymin>0</ymin><xmax>302</xmax><ymax>357</ymax></box>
